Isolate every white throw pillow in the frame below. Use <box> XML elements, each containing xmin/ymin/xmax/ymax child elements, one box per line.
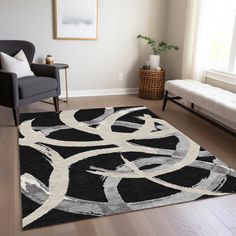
<box><xmin>0</xmin><ymin>50</ymin><xmax>34</xmax><ymax>78</ymax></box>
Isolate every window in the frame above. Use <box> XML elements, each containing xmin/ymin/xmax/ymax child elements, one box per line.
<box><xmin>205</xmin><ymin>0</ymin><xmax>236</xmax><ymax>74</ymax></box>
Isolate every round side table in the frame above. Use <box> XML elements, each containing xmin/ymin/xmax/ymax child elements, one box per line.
<box><xmin>139</xmin><ymin>69</ymin><xmax>166</xmax><ymax>100</ymax></box>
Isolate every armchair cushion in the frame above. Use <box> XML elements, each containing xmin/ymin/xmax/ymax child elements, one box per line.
<box><xmin>18</xmin><ymin>76</ymin><xmax>57</xmax><ymax>99</ymax></box>
<box><xmin>0</xmin><ymin>50</ymin><xmax>34</xmax><ymax>78</ymax></box>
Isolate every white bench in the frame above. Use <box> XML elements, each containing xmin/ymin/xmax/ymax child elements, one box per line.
<box><xmin>163</xmin><ymin>79</ymin><xmax>236</xmax><ymax>129</ymax></box>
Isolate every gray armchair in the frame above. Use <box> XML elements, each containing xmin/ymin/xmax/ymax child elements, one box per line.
<box><xmin>0</xmin><ymin>40</ymin><xmax>61</xmax><ymax>126</ymax></box>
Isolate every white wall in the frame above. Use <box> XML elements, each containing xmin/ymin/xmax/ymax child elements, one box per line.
<box><xmin>0</xmin><ymin>0</ymin><xmax>168</xmax><ymax>94</ymax></box>
<box><xmin>162</xmin><ymin>0</ymin><xmax>187</xmax><ymax>80</ymax></box>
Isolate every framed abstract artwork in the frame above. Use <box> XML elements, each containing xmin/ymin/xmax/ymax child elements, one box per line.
<box><xmin>53</xmin><ymin>0</ymin><xmax>98</xmax><ymax>40</ymax></box>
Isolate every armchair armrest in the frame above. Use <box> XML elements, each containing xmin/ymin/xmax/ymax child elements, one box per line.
<box><xmin>31</xmin><ymin>63</ymin><xmax>60</xmax><ymax>79</ymax></box>
<box><xmin>0</xmin><ymin>70</ymin><xmax>19</xmax><ymax>107</ymax></box>
<box><xmin>31</xmin><ymin>63</ymin><xmax>61</xmax><ymax>96</ymax></box>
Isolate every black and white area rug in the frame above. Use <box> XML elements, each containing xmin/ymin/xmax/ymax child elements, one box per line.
<box><xmin>19</xmin><ymin>106</ymin><xmax>236</xmax><ymax>230</ymax></box>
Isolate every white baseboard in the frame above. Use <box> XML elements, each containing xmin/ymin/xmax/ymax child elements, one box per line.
<box><xmin>61</xmin><ymin>88</ymin><xmax>139</xmax><ymax>98</ymax></box>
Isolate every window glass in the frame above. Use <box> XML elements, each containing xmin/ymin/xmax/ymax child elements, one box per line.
<box><xmin>206</xmin><ymin>0</ymin><xmax>236</xmax><ymax>73</ymax></box>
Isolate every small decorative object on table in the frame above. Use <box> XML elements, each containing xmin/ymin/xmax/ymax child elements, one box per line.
<box><xmin>139</xmin><ymin>68</ymin><xmax>166</xmax><ymax>100</ymax></box>
<box><xmin>46</xmin><ymin>55</ymin><xmax>54</xmax><ymax>65</ymax></box>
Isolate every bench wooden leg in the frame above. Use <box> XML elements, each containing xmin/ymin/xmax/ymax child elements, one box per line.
<box><xmin>162</xmin><ymin>91</ymin><xmax>169</xmax><ymax>111</ymax></box>
<box><xmin>12</xmin><ymin>108</ymin><xmax>20</xmax><ymax>126</ymax></box>
<box><xmin>191</xmin><ymin>103</ymin><xmax>194</xmax><ymax>109</ymax></box>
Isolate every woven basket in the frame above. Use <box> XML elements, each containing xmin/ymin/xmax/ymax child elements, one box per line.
<box><xmin>139</xmin><ymin>69</ymin><xmax>166</xmax><ymax>100</ymax></box>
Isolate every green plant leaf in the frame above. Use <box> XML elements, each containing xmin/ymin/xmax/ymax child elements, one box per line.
<box><xmin>137</xmin><ymin>34</ymin><xmax>179</xmax><ymax>55</ymax></box>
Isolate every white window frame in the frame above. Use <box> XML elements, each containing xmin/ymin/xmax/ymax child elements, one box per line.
<box><xmin>208</xmin><ymin>12</ymin><xmax>236</xmax><ymax>75</ymax></box>
<box><xmin>229</xmin><ymin>15</ymin><xmax>236</xmax><ymax>73</ymax></box>
<box><xmin>205</xmin><ymin>69</ymin><xmax>236</xmax><ymax>92</ymax></box>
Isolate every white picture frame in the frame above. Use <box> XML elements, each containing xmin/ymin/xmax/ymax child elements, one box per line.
<box><xmin>53</xmin><ymin>0</ymin><xmax>98</xmax><ymax>40</ymax></box>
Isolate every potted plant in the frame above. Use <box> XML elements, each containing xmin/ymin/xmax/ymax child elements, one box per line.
<box><xmin>137</xmin><ymin>34</ymin><xmax>179</xmax><ymax>70</ymax></box>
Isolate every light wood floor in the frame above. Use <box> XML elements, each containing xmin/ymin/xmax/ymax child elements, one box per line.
<box><xmin>0</xmin><ymin>95</ymin><xmax>236</xmax><ymax>236</ymax></box>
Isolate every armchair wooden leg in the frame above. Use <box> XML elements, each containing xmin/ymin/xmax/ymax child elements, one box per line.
<box><xmin>12</xmin><ymin>108</ymin><xmax>20</xmax><ymax>126</ymax></box>
<box><xmin>53</xmin><ymin>96</ymin><xmax>59</xmax><ymax>113</ymax></box>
